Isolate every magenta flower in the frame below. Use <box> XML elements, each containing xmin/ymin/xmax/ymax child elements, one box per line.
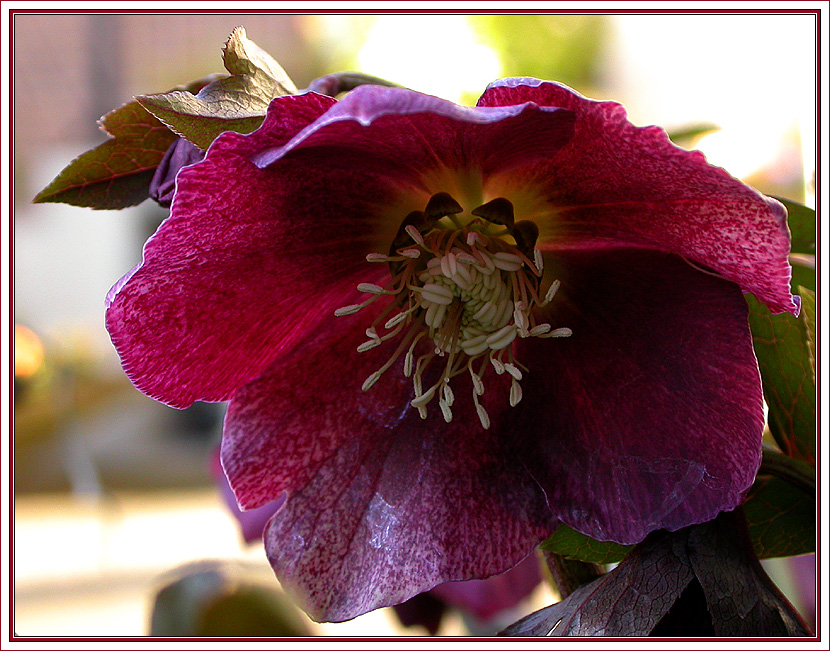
<box><xmin>105</xmin><ymin>78</ymin><xmax>797</xmax><ymax>622</ymax></box>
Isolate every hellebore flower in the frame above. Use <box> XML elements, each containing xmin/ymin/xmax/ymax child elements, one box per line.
<box><xmin>105</xmin><ymin>78</ymin><xmax>798</xmax><ymax>622</ymax></box>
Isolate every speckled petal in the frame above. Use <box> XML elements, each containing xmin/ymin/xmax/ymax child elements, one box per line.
<box><xmin>478</xmin><ymin>78</ymin><xmax>797</xmax><ymax>316</ymax></box>
<box><xmin>512</xmin><ymin>248</ymin><xmax>764</xmax><ymax>544</ymax></box>
<box><xmin>221</xmin><ymin>305</ymin><xmax>557</xmax><ymax>622</ymax></box>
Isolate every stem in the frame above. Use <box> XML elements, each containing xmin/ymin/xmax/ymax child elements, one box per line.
<box><xmin>759</xmin><ymin>447</ymin><xmax>815</xmax><ymax>494</ymax></box>
<box><xmin>542</xmin><ymin>552</ymin><xmax>604</xmax><ymax>599</ymax></box>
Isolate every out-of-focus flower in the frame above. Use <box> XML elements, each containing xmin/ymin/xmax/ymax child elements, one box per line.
<box><xmin>14</xmin><ymin>324</ymin><xmax>44</xmax><ymax>380</ymax></box>
<box><xmin>106</xmin><ymin>79</ymin><xmax>797</xmax><ymax>621</ymax></box>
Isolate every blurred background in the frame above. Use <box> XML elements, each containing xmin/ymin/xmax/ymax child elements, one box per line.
<box><xmin>13</xmin><ymin>12</ymin><xmax>816</xmax><ymax>636</ymax></box>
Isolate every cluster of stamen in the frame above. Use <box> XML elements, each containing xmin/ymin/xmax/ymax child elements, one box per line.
<box><xmin>335</xmin><ymin>193</ymin><xmax>571</xmax><ymax>428</ymax></box>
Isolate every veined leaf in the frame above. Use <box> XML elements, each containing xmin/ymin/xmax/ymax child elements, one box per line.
<box><xmin>137</xmin><ymin>26</ymin><xmax>296</xmax><ymax>149</ymax></box>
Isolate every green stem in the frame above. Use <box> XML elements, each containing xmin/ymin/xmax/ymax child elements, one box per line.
<box><xmin>759</xmin><ymin>447</ymin><xmax>815</xmax><ymax>494</ymax></box>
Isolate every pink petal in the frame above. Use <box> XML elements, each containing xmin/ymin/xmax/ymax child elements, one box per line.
<box><xmin>479</xmin><ymin>78</ymin><xmax>797</xmax><ymax>316</ymax></box>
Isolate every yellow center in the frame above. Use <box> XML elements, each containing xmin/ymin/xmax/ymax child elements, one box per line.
<box><xmin>335</xmin><ymin>194</ymin><xmax>571</xmax><ymax>428</ymax></box>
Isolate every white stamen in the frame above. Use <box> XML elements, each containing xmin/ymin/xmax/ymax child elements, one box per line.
<box><xmin>509</xmin><ymin>379</ymin><xmax>523</xmax><ymax>406</ymax></box>
<box><xmin>439</xmin><ymin>399</ymin><xmax>453</xmax><ymax>422</ymax></box>
<box><xmin>504</xmin><ymin>363</ymin><xmax>523</xmax><ymax>381</ymax></box>
<box><xmin>385</xmin><ymin>312</ymin><xmax>408</xmax><ymax>329</ymax></box>
<box><xmin>529</xmin><ymin>323</ymin><xmax>552</xmax><ymax>336</ymax></box>
<box><xmin>442</xmin><ymin>382</ymin><xmax>455</xmax><ymax>406</ymax></box>
<box><xmin>485</xmin><ymin>325</ymin><xmax>518</xmax><ymax>350</ymax></box>
<box><xmin>411</xmin><ymin>385</ymin><xmax>437</xmax><ymax>408</ymax></box>
<box><xmin>475</xmin><ymin>402</ymin><xmax>491</xmax><ymax>429</ymax></box>
<box><xmin>357</xmin><ymin>339</ymin><xmax>382</xmax><ymax>352</ymax></box>
<box><xmin>492</xmin><ymin>252</ymin><xmax>523</xmax><ymax>271</ymax></box>
<box><xmin>358</xmin><ymin>283</ymin><xmax>391</xmax><ymax>295</ymax></box>
<box><xmin>419</xmin><ymin>283</ymin><xmax>454</xmax><ymax>305</ymax></box>
<box><xmin>542</xmin><ymin>279</ymin><xmax>561</xmax><ymax>305</ymax></box>
<box><xmin>534</xmin><ymin>249</ymin><xmax>544</xmax><ymax>275</ymax></box>
<box><xmin>366</xmin><ymin>253</ymin><xmax>388</xmax><ymax>262</ymax></box>
<box><xmin>405</xmin><ymin>225</ymin><xmax>424</xmax><ymax>245</ymax></box>
<box><xmin>513</xmin><ymin>305</ymin><xmax>528</xmax><ymax>335</ymax></box>
<box><xmin>470</xmin><ymin>370</ymin><xmax>485</xmax><ymax>396</ymax></box>
<box><xmin>334</xmin><ymin>304</ymin><xmax>364</xmax><ymax>317</ymax></box>
<box><xmin>541</xmin><ymin>327</ymin><xmax>573</xmax><ymax>338</ymax></box>
<box><xmin>401</xmin><ymin>248</ymin><xmax>421</xmax><ymax>258</ymax></box>
<box><xmin>362</xmin><ymin>371</ymin><xmax>382</xmax><ymax>391</ymax></box>
<box><xmin>491</xmin><ymin>357</ymin><xmax>505</xmax><ymax>375</ymax></box>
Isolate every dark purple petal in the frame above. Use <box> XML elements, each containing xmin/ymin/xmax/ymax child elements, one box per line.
<box><xmin>211</xmin><ymin>449</ymin><xmax>282</xmax><ymax>544</ymax></box>
<box><xmin>392</xmin><ymin>593</ymin><xmax>447</xmax><ymax>635</ymax></box>
<box><xmin>512</xmin><ymin>248</ymin><xmax>764</xmax><ymax>544</ymax></box>
<box><xmin>430</xmin><ymin>553</ymin><xmax>542</xmax><ymax>622</ymax></box>
<box><xmin>149</xmin><ymin>137</ymin><xmax>205</xmax><ymax>207</ymax></box>
<box><xmin>221</xmin><ymin>308</ymin><xmax>556</xmax><ymax>622</ymax></box>
<box><xmin>478</xmin><ymin>79</ymin><xmax>797</xmax><ymax>316</ymax></box>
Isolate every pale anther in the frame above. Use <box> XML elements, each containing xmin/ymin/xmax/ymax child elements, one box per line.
<box><xmin>405</xmin><ymin>225</ymin><xmax>425</xmax><ymax>245</ymax></box>
<box><xmin>334</xmin><ymin>304</ymin><xmax>364</xmax><ymax>317</ymax></box>
<box><xmin>358</xmin><ymin>283</ymin><xmax>390</xmax><ymax>295</ymax></box>
<box><xmin>362</xmin><ymin>371</ymin><xmax>382</xmax><ymax>391</ymax></box>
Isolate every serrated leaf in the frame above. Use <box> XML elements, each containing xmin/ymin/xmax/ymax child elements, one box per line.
<box><xmin>33</xmin><ymin>101</ymin><xmax>178</xmax><ymax>209</ymax></box>
<box><xmin>540</xmin><ymin>525</ymin><xmax>633</xmax><ymax>565</ymax></box>
<box><xmin>773</xmin><ymin>196</ymin><xmax>816</xmax><ymax>255</ymax></box>
<box><xmin>747</xmin><ymin>291</ymin><xmax>816</xmax><ymax>463</ymax></box>
<box><xmin>743</xmin><ymin>475</ymin><xmax>815</xmax><ymax>559</ymax></box>
<box><xmin>137</xmin><ymin>26</ymin><xmax>297</xmax><ymax>149</ymax></box>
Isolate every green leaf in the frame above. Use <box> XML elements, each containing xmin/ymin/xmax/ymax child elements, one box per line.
<box><xmin>665</xmin><ymin>123</ymin><xmax>720</xmax><ymax>147</ymax></box>
<box><xmin>772</xmin><ymin>196</ymin><xmax>815</xmax><ymax>255</ymax></box>
<box><xmin>137</xmin><ymin>26</ymin><xmax>297</xmax><ymax>149</ymax></box>
<box><xmin>33</xmin><ymin>75</ymin><xmax>222</xmax><ymax>210</ymax></box>
<box><xmin>744</xmin><ymin>475</ymin><xmax>815</xmax><ymax>558</ymax></box>
<box><xmin>540</xmin><ymin>525</ymin><xmax>633</xmax><ymax>565</ymax></box>
<box><xmin>747</xmin><ymin>286</ymin><xmax>816</xmax><ymax>463</ymax></box>
<box><xmin>32</xmin><ymin>100</ymin><xmax>178</xmax><ymax>209</ymax></box>
<box><xmin>800</xmin><ymin>286</ymin><xmax>816</xmax><ymax>381</ymax></box>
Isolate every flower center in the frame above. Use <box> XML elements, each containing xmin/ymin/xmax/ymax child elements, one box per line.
<box><xmin>335</xmin><ymin>193</ymin><xmax>571</xmax><ymax>428</ymax></box>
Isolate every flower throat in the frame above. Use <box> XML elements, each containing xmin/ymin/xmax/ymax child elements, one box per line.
<box><xmin>335</xmin><ymin>192</ymin><xmax>570</xmax><ymax>429</ymax></box>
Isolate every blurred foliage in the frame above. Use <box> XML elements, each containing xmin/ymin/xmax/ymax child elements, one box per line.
<box><xmin>150</xmin><ymin>561</ymin><xmax>312</xmax><ymax>636</ymax></box>
<box><xmin>469</xmin><ymin>15</ymin><xmax>608</xmax><ymax>90</ymax></box>
<box><xmin>14</xmin><ymin>324</ymin><xmax>132</xmax><ymax>447</ymax></box>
